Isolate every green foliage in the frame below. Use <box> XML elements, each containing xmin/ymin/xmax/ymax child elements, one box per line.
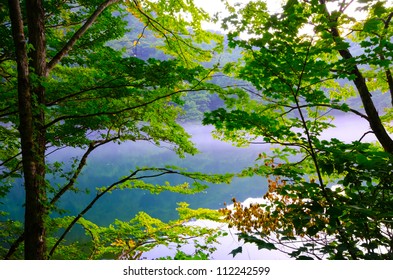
<box><xmin>212</xmin><ymin>0</ymin><xmax>393</xmax><ymax>260</ymax></box>
<box><xmin>160</xmin><ymin>250</ymin><xmax>210</xmax><ymax>260</ymax></box>
<box><xmin>124</xmin><ymin>0</ymin><xmax>223</xmax><ymax>65</ymax></box>
<box><xmin>0</xmin><ymin>0</ymin><xmax>226</xmax><ymax>259</ymax></box>
<box><xmin>0</xmin><ymin>214</ymin><xmax>24</xmax><ymax>259</ymax></box>
<box><xmin>48</xmin><ymin>203</ymin><xmax>223</xmax><ymax>260</ymax></box>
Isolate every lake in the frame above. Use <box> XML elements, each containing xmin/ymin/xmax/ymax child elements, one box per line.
<box><xmin>1</xmin><ymin>114</ymin><xmax>375</xmax><ymax>259</ymax></box>
<box><xmin>49</xmin><ymin>124</ymin><xmax>268</xmax><ymax>224</ymax></box>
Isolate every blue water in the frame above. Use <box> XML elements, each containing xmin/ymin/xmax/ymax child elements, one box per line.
<box><xmin>2</xmin><ymin>125</ymin><xmax>268</xmax><ymax>227</ymax></box>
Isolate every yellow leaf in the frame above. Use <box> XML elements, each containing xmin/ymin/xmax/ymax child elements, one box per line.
<box><xmin>128</xmin><ymin>240</ymin><xmax>135</xmax><ymax>248</ymax></box>
<box><xmin>111</xmin><ymin>239</ymin><xmax>126</xmax><ymax>247</ymax></box>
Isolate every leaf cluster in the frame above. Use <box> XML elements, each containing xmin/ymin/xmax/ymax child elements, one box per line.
<box><xmin>47</xmin><ymin>203</ymin><xmax>223</xmax><ymax>260</ymax></box>
<box><xmin>210</xmin><ymin>0</ymin><xmax>393</xmax><ymax>260</ymax></box>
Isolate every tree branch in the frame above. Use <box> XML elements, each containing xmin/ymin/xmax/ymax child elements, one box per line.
<box><xmin>44</xmin><ymin>79</ymin><xmax>211</xmax><ymax>129</ymax></box>
<box><xmin>281</xmin><ymin>103</ymin><xmax>369</xmax><ymax>121</ymax></box>
<box><xmin>46</xmin><ymin>0</ymin><xmax>120</xmax><ymax>73</ymax></box>
<box><xmin>131</xmin><ymin>0</ymin><xmax>210</xmax><ymax>64</ymax></box>
<box><xmin>49</xmin><ymin>140</ymin><xmax>107</xmax><ymax>207</ymax></box>
<box><xmin>320</xmin><ymin>1</ymin><xmax>393</xmax><ymax>154</ymax></box>
<box><xmin>3</xmin><ymin>233</ymin><xmax>24</xmax><ymax>260</ymax></box>
<box><xmin>47</xmin><ymin>167</ymin><xmax>186</xmax><ymax>259</ymax></box>
<box><xmin>45</xmin><ymin>79</ymin><xmax>139</xmax><ymax>107</ymax></box>
<box><xmin>291</xmin><ymin>38</ymin><xmax>326</xmax><ymax>190</ymax></box>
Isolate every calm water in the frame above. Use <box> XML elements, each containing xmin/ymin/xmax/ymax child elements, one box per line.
<box><xmin>2</xmin><ymin>124</ymin><xmax>268</xmax><ymax>225</ymax></box>
<box><xmin>1</xmin><ymin>115</ymin><xmax>374</xmax><ymax>259</ymax></box>
<box><xmin>3</xmin><ymin>115</ymin><xmax>374</xmax><ymax>224</ymax></box>
<box><xmin>62</xmin><ymin>124</ymin><xmax>268</xmax><ymax>224</ymax></box>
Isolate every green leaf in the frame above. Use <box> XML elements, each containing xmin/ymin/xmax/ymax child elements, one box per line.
<box><xmin>239</xmin><ymin>234</ymin><xmax>277</xmax><ymax>251</ymax></box>
<box><xmin>229</xmin><ymin>246</ymin><xmax>243</xmax><ymax>257</ymax></box>
<box><xmin>363</xmin><ymin>18</ymin><xmax>382</xmax><ymax>33</ymax></box>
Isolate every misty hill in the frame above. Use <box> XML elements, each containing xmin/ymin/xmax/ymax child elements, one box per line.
<box><xmin>108</xmin><ymin>15</ymin><xmax>390</xmax><ymax>122</ymax></box>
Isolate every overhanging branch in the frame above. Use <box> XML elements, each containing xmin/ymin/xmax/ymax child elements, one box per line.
<box><xmin>44</xmin><ymin>75</ymin><xmax>213</xmax><ymax>129</ymax></box>
<box><xmin>281</xmin><ymin>103</ymin><xmax>369</xmax><ymax>121</ymax></box>
<box><xmin>46</xmin><ymin>0</ymin><xmax>120</xmax><ymax>73</ymax></box>
<box><xmin>47</xmin><ymin>167</ymin><xmax>199</xmax><ymax>259</ymax></box>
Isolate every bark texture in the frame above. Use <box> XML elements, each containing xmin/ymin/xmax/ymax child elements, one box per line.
<box><xmin>7</xmin><ymin>0</ymin><xmax>120</xmax><ymax>259</ymax></box>
<box><xmin>9</xmin><ymin>0</ymin><xmax>48</xmax><ymax>259</ymax></box>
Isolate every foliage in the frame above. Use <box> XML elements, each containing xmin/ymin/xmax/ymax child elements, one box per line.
<box><xmin>0</xmin><ymin>213</ymin><xmax>24</xmax><ymax>258</ymax></box>
<box><xmin>47</xmin><ymin>202</ymin><xmax>223</xmax><ymax>260</ymax></box>
<box><xmin>206</xmin><ymin>0</ymin><xmax>393</xmax><ymax>259</ymax></box>
<box><xmin>1</xmin><ymin>0</ymin><xmax>226</xmax><ymax>259</ymax></box>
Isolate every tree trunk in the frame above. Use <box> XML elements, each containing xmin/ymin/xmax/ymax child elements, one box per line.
<box><xmin>9</xmin><ymin>0</ymin><xmax>48</xmax><ymax>259</ymax></box>
<box><xmin>333</xmin><ymin>47</ymin><xmax>393</xmax><ymax>154</ymax></box>
<box><xmin>25</xmin><ymin>0</ymin><xmax>48</xmax><ymax>260</ymax></box>
<box><xmin>7</xmin><ymin>0</ymin><xmax>120</xmax><ymax>259</ymax></box>
<box><xmin>320</xmin><ymin>1</ymin><xmax>393</xmax><ymax>154</ymax></box>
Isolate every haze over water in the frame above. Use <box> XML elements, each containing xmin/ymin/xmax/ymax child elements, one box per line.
<box><xmin>1</xmin><ymin>114</ymin><xmax>376</xmax><ymax>259</ymax></box>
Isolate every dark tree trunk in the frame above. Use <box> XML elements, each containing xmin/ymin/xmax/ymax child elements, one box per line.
<box><xmin>24</xmin><ymin>0</ymin><xmax>48</xmax><ymax>260</ymax></box>
<box><xmin>7</xmin><ymin>0</ymin><xmax>119</xmax><ymax>259</ymax></box>
<box><xmin>9</xmin><ymin>0</ymin><xmax>48</xmax><ymax>259</ymax></box>
<box><xmin>333</xmin><ymin>45</ymin><xmax>393</xmax><ymax>154</ymax></box>
<box><xmin>321</xmin><ymin>0</ymin><xmax>393</xmax><ymax>154</ymax></box>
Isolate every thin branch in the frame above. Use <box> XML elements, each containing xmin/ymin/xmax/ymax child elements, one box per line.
<box><xmin>383</xmin><ymin>11</ymin><xmax>393</xmax><ymax>29</ymax></box>
<box><xmin>44</xmin><ymin>69</ymin><xmax>213</xmax><ymax>129</ymax></box>
<box><xmin>338</xmin><ymin>0</ymin><xmax>355</xmax><ymax>13</ymax></box>
<box><xmin>4</xmin><ymin>233</ymin><xmax>24</xmax><ymax>260</ymax></box>
<box><xmin>0</xmin><ymin>163</ymin><xmax>22</xmax><ymax>181</ymax></box>
<box><xmin>132</xmin><ymin>4</ymin><xmax>188</xmax><ymax>62</ymax></box>
<box><xmin>46</xmin><ymin>21</ymin><xmax>85</xmax><ymax>29</ymax></box>
<box><xmin>281</xmin><ymin>103</ymin><xmax>369</xmax><ymax>121</ymax></box>
<box><xmin>46</xmin><ymin>0</ymin><xmax>120</xmax><ymax>73</ymax></box>
<box><xmin>134</xmin><ymin>23</ymin><xmax>149</xmax><ymax>47</ymax></box>
<box><xmin>0</xmin><ymin>152</ymin><xmax>22</xmax><ymax>168</ymax></box>
<box><xmin>49</xmin><ymin>139</ymin><xmax>115</xmax><ymax>207</ymax></box>
<box><xmin>47</xmin><ymin>167</ymin><xmax>186</xmax><ymax>258</ymax></box>
<box><xmin>358</xmin><ymin>130</ymin><xmax>374</xmax><ymax>142</ymax></box>
<box><xmin>0</xmin><ymin>110</ymin><xmax>17</xmax><ymax>119</ymax></box>
<box><xmin>131</xmin><ymin>0</ymin><xmax>210</xmax><ymax>63</ymax></box>
<box><xmin>82</xmin><ymin>226</ymin><xmax>98</xmax><ymax>260</ymax></box>
<box><xmin>45</xmin><ymin>79</ymin><xmax>137</xmax><ymax>107</ymax></box>
<box><xmin>249</xmin><ymin>139</ymin><xmax>310</xmax><ymax>152</ymax></box>
<box><xmin>291</xmin><ymin>38</ymin><xmax>325</xmax><ymax>191</ymax></box>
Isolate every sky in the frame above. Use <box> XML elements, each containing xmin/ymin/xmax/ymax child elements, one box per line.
<box><xmin>194</xmin><ymin>0</ymin><xmax>282</xmax><ymax>16</ymax></box>
<box><xmin>194</xmin><ymin>0</ymin><xmax>393</xmax><ymax>32</ymax></box>
<box><xmin>194</xmin><ymin>0</ymin><xmax>281</xmax><ymax>30</ymax></box>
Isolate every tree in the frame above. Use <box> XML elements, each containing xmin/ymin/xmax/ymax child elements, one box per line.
<box><xmin>205</xmin><ymin>0</ymin><xmax>393</xmax><ymax>259</ymax></box>
<box><xmin>1</xmin><ymin>0</ymin><xmax>225</xmax><ymax>259</ymax></box>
